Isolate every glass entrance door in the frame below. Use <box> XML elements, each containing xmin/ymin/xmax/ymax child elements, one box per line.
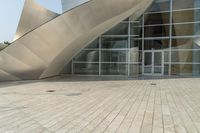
<box><xmin>143</xmin><ymin>50</ymin><xmax>164</xmax><ymax>75</ymax></box>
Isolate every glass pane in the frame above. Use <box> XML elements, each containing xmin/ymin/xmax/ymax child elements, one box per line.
<box><xmin>154</xmin><ymin>52</ymin><xmax>162</xmax><ymax>66</ymax></box>
<box><xmin>101</xmin><ymin>50</ymin><xmax>128</xmax><ymax>62</ymax></box>
<box><xmin>74</xmin><ymin>63</ymin><xmax>99</xmax><ymax>75</ymax></box>
<box><xmin>171</xmin><ymin>38</ymin><xmax>200</xmax><ymax>49</ymax></box>
<box><xmin>172</xmin><ymin>9</ymin><xmax>200</xmax><ymax>23</ymax></box>
<box><xmin>148</xmin><ymin>0</ymin><xmax>170</xmax><ymax>12</ymax></box>
<box><xmin>171</xmin><ymin>64</ymin><xmax>200</xmax><ymax>76</ymax></box>
<box><xmin>129</xmin><ymin>16</ymin><xmax>143</xmax><ymax>24</ymax></box>
<box><xmin>144</xmin><ymin>12</ymin><xmax>170</xmax><ymax>25</ymax></box>
<box><xmin>130</xmin><ymin>64</ymin><xmax>142</xmax><ymax>76</ymax></box>
<box><xmin>144</xmin><ymin>25</ymin><xmax>170</xmax><ymax>37</ymax></box>
<box><xmin>144</xmin><ymin>67</ymin><xmax>152</xmax><ymax>73</ymax></box>
<box><xmin>154</xmin><ymin>67</ymin><xmax>162</xmax><ymax>74</ymax></box>
<box><xmin>130</xmin><ymin>50</ymin><xmax>142</xmax><ymax>63</ymax></box>
<box><xmin>74</xmin><ymin>50</ymin><xmax>99</xmax><ymax>62</ymax></box>
<box><xmin>130</xmin><ymin>23</ymin><xmax>142</xmax><ymax>36</ymax></box>
<box><xmin>164</xmin><ymin>51</ymin><xmax>170</xmax><ymax>63</ymax></box>
<box><xmin>171</xmin><ymin>50</ymin><xmax>192</xmax><ymax>63</ymax></box>
<box><xmin>173</xmin><ymin>0</ymin><xmax>200</xmax><ymax>10</ymax></box>
<box><xmin>131</xmin><ymin>39</ymin><xmax>142</xmax><ymax>50</ymax></box>
<box><xmin>193</xmin><ymin>38</ymin><xmax>200</xmax><ymax>49</ymax></box>
<box><xmin>85</xmin><ymin>39</ymin><xmax>99</xmax><ymax>49</ymax></box>
<box><xmin>61</xmin><ymin>61</ymin><xmax>72</xmax><ymax>74</ymax></box>
<box><xmin>101</xmin><ymin>37</ymin><xmax>128</xmax><ymax>49</ymax></box>
<box><xmin>172</xmin><ymin>23</ymin><xmax>200</xmax><ymax>36</ymax></box>
<box><xmin>171</xmin><ymin>50</ymin><xmax>200</xmax><ymax>63</ymax></box>
<box><xmin>193</xmin><ymin>50</ymin><xmax>200</xmax><ymax>62</ymax></box>
<box><xmin>144</xmin><ymin>52</ymin><xmax>152</xmax><ymax>66</ymax></box>
<box><xmin>103</xmin><ymin>23</ymin><xmax>128</xmax><ymax>35</ymax></box>
<box><xmin>144</xmin><ymin>39</ymin><xmax>170</xmax><ymax>50</ymax></box>
<box><xmin>164</xmin><ymin>64</ymin><xmax>169</xmax><ymax>75</ymax></box>
<box><xmin>101</xmin><ymin>63</ymin><xmax>128</xmax><ymax>75</ymax></box>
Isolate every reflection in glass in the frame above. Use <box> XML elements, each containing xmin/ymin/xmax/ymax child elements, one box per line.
<box><xmin>85</xmin><ymin>39</ymin><xmax>99</xmax><ymax>49</ymax></box>
<box><xmin>148</xmin><ymin>0</ymin><xmax>170</xmax><ymax>12</ymax></box>
<box><xmin>131</xmin><ymin>39</ymin><xmax>141</xmax><ymax>49</ymax></box>
<box><xmin>101</xmin><ymin>63</ymin><xmax>128</xmax><ymax>75</ymax></box>
<box><xmin>101</xmin><ymin>37</ymin><xmax>128</xmax><ymax>49</ymax></box>
<box><xmin>103</xmin><ymin>23</ymin><xmax>128</xmax><ymax>35</ymax></box>
<box><xmin>171</xmin><ymin>50</ymin><xmax>200</xmax><ymax>63</ymax></box>
<box><xmin>61</xmin><ymin>61</ymin><xmax>72</xmax><ymax>74</ymax></box>
<box><xmin>154</xmin><ymin>52</ymin><xmax>162</xmax><ymax>66</ymax></box>
<box><xmin>172</xmin><ymin>23</ymin><xmax>200</xmax><ymax>36</ymax></box>
<box><xmin>144</xmin><ymin>39</ymin><xmax>169</xmax><ymax>50</ymax></box>
<box><xmin>164</xmin><ymin>64</ymin><xmax>169</xmax><ymax>75</ymax></box>
<box><xmin>144</xmin><ymin>67</ymin><xmax>152</xmax><ymax>73</ymax></box>
<box><xmin>164</xmin><ymin>51</ymin><xmax>169</xmax><ymax>63</ymax></box>
<box><xmin>144</xmin><ymin>52</ymin><xmax>152</xmax><ymax>66</ymax></box>
<box><xmin>74</xmin><ymin>50</ymin><xmax>99</xmax><ymax>62</ymax></box>
<box><xmin>144</xmin><ymin>12</ymin><xmax>170</xmax><ymax>25</ymax></box>
<box><xmin>130</xmin><ymin>50</ymin><xmax>141</xmax><ymax>63</ymax></box>
<box><xmin>173</xmin><ymin>0</ymin><xmax>200</xmax><ymax>10</ymax></box>
<box><xmin>172</xmin><ymin>9</ymin><xmax>200</xmax><ymax>23</ymax></box>
<box><xmin>154</xmin><ymin>67</ymin><xmax>162</xmax><ymax>74</ymax></box>
<box><xmin>101</xmin><ymin>50</ymin><xmax>128</xmax><ymax>62</ymax></box>
<box><xmin>130</xmin><ymin>64</ymin><xmax>142</xmax><ymax>76</ymax></box>
<box><xmin>144</xmin><ymin>25</ymin><xmax>170</xmax><ymax>37</ymax></box>
<box><xmin>74</xmin><ymin>63</ymin><xmax>99</xmax><ymax>75</ymax></box>
<box><xmin>171</xmin><ymin>64</ymin><xmax>200</xmax><ymax>76</ymax></box>
<box><xmin>172</xmin><ymin>38</ymin><xmax>194</xmax><ymax>49</ymax></box>
<box><xmin>131</xmin><ymin>23</ymin><xmax>142</xmax><ymax>36</ymax></box>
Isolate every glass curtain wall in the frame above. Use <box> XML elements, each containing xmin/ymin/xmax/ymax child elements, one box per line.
<box><xmin>61</xmin><ymin>0</ymin><xmax>200</xmax><ymax>77</ymax></box>
<box><xmin>61</xmin><ymin>19</ymin><xmax>142</xmax><ymax>76</ymax></box>
<box><xmin>171</xmin><ymin>0</ymin><xmax>200</xmax><ymax>76</ymax></box>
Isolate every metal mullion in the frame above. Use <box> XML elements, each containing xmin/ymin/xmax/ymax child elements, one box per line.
<box><xmin>128</xmin><ymin>17</ymin><xmax>131</xmax><ymax>76</ymax></box>
<box><xmin>172</xmin><ymin>7</ymin><xmax>200</xmax><ymax>12</ymax></box>
<box><xmin>99</xmin><ymin>37</ymin><xmax>101</xmax><ymax>76</ymax></box>
<box><xmin>171</xmin><ymin>62</ymin><xmax>200</xmax><ymax>65</ymax></box>
<box><xmin>169</xmin><ymin>0</ymin><xmax>173</xmax><ymax>76</ymax></box>
<box><xmin>102</xmin><ymin>35</ymin><xmax>129</xmax><ymax>38</ymax></box>
<box><xmin>144</xmin><ymin>10</ymin><xmax>170</xmax><ymax>15</ymax></box>
<box><xmin>144</xmin><ymin>23</ymin><xmax>170</xmax><ymax>27</ymax></box>
<box><xmin>152</xmin><ymin>51</ymin><xmax>154</xmax><ymax>75</ymax></box>
<box><xmin>171</xmin><ymin>49</ymin><xmax>200</xmax><ymax>51</ymax></box>
<box><xmin>72</xmin><ymin>59</ymin><xmax>74</xmax><ymax>75</ymax></box>
<box><xmin>142</xmin><ymin>14</ymin><xmax>145</xmax><ymax>75</ymax></box>
<box><xmin>173</xmin><ymin>21</ymin><xmax>200</xmax><ymax>25</ymax></box>
<box><xmin>162</xmin><ymin>51</ymin><xmax>165</xmax><ymax>75</ymax></box>
<box><xmin>172</xmin><ymin>35</ymin><xmax>200</xmax><ymax>38</ymax></box>
<box><xmin>143</xmin><ymin>37</ymin><xmax>170</xmax><ymax>40</ymax></box>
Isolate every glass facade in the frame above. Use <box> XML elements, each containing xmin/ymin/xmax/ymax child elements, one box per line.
<box><xmin>62</xmin><ymin>0</ymin><xmax>200</xmax><ymax>77</ymax></box>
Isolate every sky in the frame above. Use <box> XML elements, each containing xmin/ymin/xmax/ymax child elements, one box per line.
<box><xmin>0</xmin><ymin>0</ymin><xmax>62</xmax><ymax>43</ymax></box>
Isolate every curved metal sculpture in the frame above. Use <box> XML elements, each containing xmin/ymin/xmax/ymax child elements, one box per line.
<box><xmin>0</xmin><ymin>0</ymin><xmax>153</xmax><ymax>81</ymax></box>
<box><xmin>14</xmin><ymin>0</ymin><xmax>58</xmax><ymax>41</ymax></box>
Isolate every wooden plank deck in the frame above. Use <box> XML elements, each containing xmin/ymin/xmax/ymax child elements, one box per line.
<box><xmin>0</xmin><ymin>78</ymin><xmax>200</xmax><ymax>133</ymax></box>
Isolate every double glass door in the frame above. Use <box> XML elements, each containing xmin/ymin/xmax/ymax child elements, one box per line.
<box><xmin>143</xmin><ymin>50</ymin><xmax>164</xmax><ymax>75</ymax></box>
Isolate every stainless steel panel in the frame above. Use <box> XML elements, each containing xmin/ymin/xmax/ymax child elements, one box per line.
<box><xmin>61</xmin><ymin>0</ymin><xmax>89</xmax><ymax>12</ymax></box>
<box><xmin>0</xmin><ymin>69</ymin><xmax>20</xmax><ymax>81</ymax></box>
<box><xmin>14</xmin><ymin>0</ymin><xmax>58</xmax><ymax>41</ymax></box>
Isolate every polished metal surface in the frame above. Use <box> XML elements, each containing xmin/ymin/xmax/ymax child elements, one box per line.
<box><xmin>0</xmin><ymin>0</ymin><xmax>153</xmax><ymax>81</ymax></box>
<box><xmin>0</xmin><ymin>44</ymin><xmax>7</xmax><ymax>51</ymax></box>
<box><xmin>61</xmin><ymin>0</ymin><xmax>89</xmax><ymax>12</ymax></box>
<box><xmin>14</xmin><ymin>0</ymin><xmax>58</xmax><ymax>41</ymax></box>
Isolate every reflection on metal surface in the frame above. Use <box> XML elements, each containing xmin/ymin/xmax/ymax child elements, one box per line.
<box><xmin>0</xmin><ymin>0</ymin><xmax>153</xmax><ymax>81</ymax></box>
<box><xmin>61</xmin><ymin>0</ymin><xmax>89</xmax><ymax>12</ymax></box>
<box><xmin>14</xmin><ymin>0</ymin><xmax>58</xmax><ymax>41</ymax></box>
